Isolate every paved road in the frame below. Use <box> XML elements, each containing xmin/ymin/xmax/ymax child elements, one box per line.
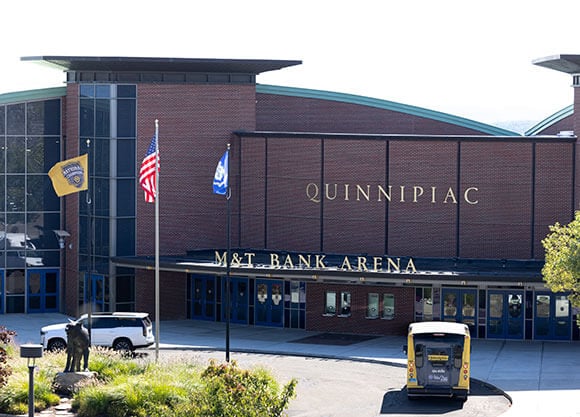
<box><xmin>156</xmin><ymin>349</ymin><xmax>510</xmax><ymax>417</ymax></box>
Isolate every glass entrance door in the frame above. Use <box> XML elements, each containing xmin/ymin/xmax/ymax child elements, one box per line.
<box><xmin>222</xmin><ymin>277</ymin><xmax>249</xmax><ymax>324</ymax></box>
<box><xmin>487</xmin><ymin>290</ymin><xmax>524</xmax><ymax>339</ymax></box>
<box><xmin>534</xmin><ymin>292</ymin><xmax>571</xmax><ymax>340</ymax></box>
<box><xmin>27</xmin><ymin>270</ymin><xmax>59</xmax><ymax>313</ymax></box>
<box><xmin>191</xmin><ymin>276</ymin><xmax>215</xmax><ymax>321</ymax></box>
<box><xmin>84</xmin><ymin>273</ymin><xmax>105</xmax><ymax>312</ymax></box>
<box><xmin>441</xmin><ymin>288</ymin><xmax>477</xmax><ymax>336</ymax></box>
<box><xmin>255</xmin><ymin>280</ymin><xmax>284</xmax><ymax>327</ymax></box>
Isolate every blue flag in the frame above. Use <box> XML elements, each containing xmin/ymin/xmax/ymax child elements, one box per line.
<box><xmin>213</xmin><ymin>150</ymin><xmax>229</xmax><ymax>195</ymax></box>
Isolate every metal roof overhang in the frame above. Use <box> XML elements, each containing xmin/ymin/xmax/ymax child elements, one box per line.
<box><xmin>21</xmin><ymin>56</ymin><xmax>302</xmax><ymax>75</ymax></box>
<box><xmin>111</xmin><ymin>255</ymin><xmax>544</xmax><ymax>287</ymax></box>
<box><xmin>533</xmin><ymin>54</ymin><xmax>580</xmax><ymax>74</ymax></box>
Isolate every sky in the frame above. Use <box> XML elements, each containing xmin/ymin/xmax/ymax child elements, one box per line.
<box><xmin>3</xmin><ymin>0</ymin><xmax>580</xmax><ymax>131</ymax></box>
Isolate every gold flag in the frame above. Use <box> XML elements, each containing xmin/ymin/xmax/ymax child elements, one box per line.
<box><xmin>48</xmin><ymin>154</ymin><xmax>89</xmax><ymax>197</ymax></box>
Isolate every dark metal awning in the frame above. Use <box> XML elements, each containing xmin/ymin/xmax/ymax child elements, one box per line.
<box><xmin>21</xmin><ymin>56</ymin><xmax>302</xmax><ymax>75</ymax></box>
<box><xmin>111</xmin><ymin>250</ymin><xmax>544</xmax><ymax>286</ymax></box>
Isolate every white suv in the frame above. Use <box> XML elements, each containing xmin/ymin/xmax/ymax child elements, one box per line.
<box><xmin>40</xmin><ymin>312</ymin><xmax>155</xmax><ymax>352</ymax></box>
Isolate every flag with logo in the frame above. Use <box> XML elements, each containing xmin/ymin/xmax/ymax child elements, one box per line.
<box><xmin>139</xmin><ymin>135</ymin><xmax>159</xmax><ymax>203</ymax></box>
<box><xmin>48</xmin><ymin>154</ymin><xmax>88</xmax><ymax>197</ymax></box>
<box><xmin>213</xmin><ymin>149</ymin><xmax>229</xmax><ymax>195</ymax></box>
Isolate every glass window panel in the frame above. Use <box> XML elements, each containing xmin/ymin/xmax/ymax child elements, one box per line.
<box><xmin>6</xmin><ymin>212</ymin><xmax>25</xmax><ymax>234</ymax></box>
<box><xmin>117</xmin><ymin>85</ymin><xmax>136</xmax><ymax>98</ymax></box>
<box><xmin>117</xmin><ymin>179</ymin><xmax>135</xmax><ymax>216</ymax></box>
<box><xmin>27</xmin><ymin>212</ymin><xmax>60</xmax><ymax>249</ymax></box>
<box><xmin>79</xmin><ymin>99</ymin><xmax>94</xmax><ymax>137</ymax></box>
<box><xmin>340</xmin><ymin>291</ymin><xmax>351</xmax><ymax>315</ymax></box>
<box><xmin>27</xmin><ymin>99</ymin><xmax>61</xmax><ymax>135</ymax></box>
<box><xmin>116</xmin><ymin>275</ymin><xmax>135</xmax><ymax>303</ymax></box>
<box><xmin>444</xmin><ymin>292</ymin><xmax>458</xmax><ymax>317</ymax></box>
<box><xmin>27</xmin><ymin>137</ymin><xmax>60</xmax><ymax>174</ymax></box>
<box><xmin>116</xmin><ymin>218</ymin><xmax>135</xmax><ymax>256</ymax></box>
<box><xmin>94</xmin><ymin>178</ymin><xmax>110</xmax><ymax>216</ymax></box>
<box><xmin>6</xmin><ymin>269</ymin><xmax>25</xmax><ymax>294</ymax></box>
<box><xmin>7</xmin><ymin>175</ymin><xmax>25</xmax><ymax>212</ymax></box>
<box><xmin>7</xmin><ymin>104</ymin><xmax>25</xmax><ymax>135</ymax></box>
<box><xmin>45</xmin><ymin>296</ymin><xmax>57</xmax><ymax>309</ymax></box>
<box><xmin>93</xmin><ymin>139</ymin><xmax>110</xmax><ymax>176</ymax></box>
<box><xmin>508</xmin><ymin>294</ymin><xmax>522</xmax><ymax>318</ymax></box>
<box><xmin>117</xmin><ymin>139</ymin><xmax>135</xmax><ymax>177</ymax></box>
<box><xmin>27</xmin><ymin>175</ymin><xmax>60</xmax><ymax>212</ymax></box>
<box><xmin>95</xmin><ymin>99</ymin><xmax>110</xmax><ymax>137</ymax></box>
<box><xmin>80</xmin><ymin>85</ymin><xmax>94</xmax><ymax>98</ymax></box>
<box><xmin>0</xmin><ymin>105</ymin><xmax>5</xmax><ymax>135</ymax></box>
<box><xmin>6</xmin><ymin>295</ymin><xmax>24</xmax><ymax>313</ymax></box>
<box><xmin>383</xmin><ymin>293</ymin><xmax>395</xmax><ymax>319</ymax></box>
<box><xmin>325</xmin><ymin>291</ymin><xmax>336</xmax><ymax>315</ymax></box>
<box><xmin>536</xmin><ymin>295</ymin><xmax>550</xmax><ymax>318</ymax></box>
<box><xmin>462</xmin><ymin>293</ymin><xmax>476</xmax><ymax>317</ymax></box>
<box><xmin>367</xmin><ymin>293</ymin><xmax>379</xmax><ymax>318</ymax></box>
<box><xmin>6</xmin><ymin>137</ymin><xmax>25</xmax><ymax>173</ymax></box>
<box><xmin>28</xmin><ymin>272</ymin><xmax>41</xmax><ymax>293</ymax></box>
<box><xmin>555</xmin><ymin>296</ymin><xmax>569</xmax><ymax>318</ymax></box>
<box><xmin>423</xmin><ymin>288</ymin><xmax>433</xmax><ymax>320</ymax></box>
<box><xmin>0</xmin><ymin>137</ymin><xmax>5</xmax><ymax>173</ymax></box>
<box><xmin>95</xmin><ymin>85</ymin><xmax>110</xmax><ymax>98</ymax></box>
<box><xmin>0</xmin><ymin>175</ymin><xmax>5</xmax><ymax>211</ymax></box>
<box><xmin>94</xmin><ymin>218</ymin><xmax>110</xmax><ymax>256</ymax></box>
<box><xmin>46</xmin><ymin>272</ymin><xmax>58</xmax><ymax>293</ymax></box>
<box><xmin>290</xmin><ymin>281</ymin><xmax>300</xmax><ymax>304</ymax></box>
<box><xmin>117</xmin><ymin>100</ymin><xmax>136</xmax><ymax>138</ymax></box>
<box><xmin>489</xmin><ymin>294</ymin><xmax>503</xmax><ymax>318</ymax></box>
<box><xmin>39</xmin><ymin>251</ymin><xmax>59</xmax><ymax>267</ymax></box>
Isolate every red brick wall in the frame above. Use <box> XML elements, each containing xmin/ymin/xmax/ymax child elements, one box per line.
<box><xmin>459</xmin><ymin>142</ymin><xmax>533</xmax><ymax>258</ymax></box>
<box><xmin>136</xmin><ymin>84</ymin><xmax>256</xmax><ymax>255</ymax></box>
<box><xmin>135</xmin><ymin>270</ymin><xmax>187</xmax><ymax>320</ymax></box>
<box><xmin>237</xmin><ymin>134</ymin><xmax>575</xmax><ymax>260</ymax></box>
<box><xmin>63</xmin><ymin>84</ymin><xmax>82</xmax><ymax>317</ymax></box>
<box><xmin>305</xmin><ymin>283</ymin><xmax>414</xmax><ymax>335</ymax></box>
<box><xmin>256</xmin><ymin>94</ymin><xmax>492</xmax><ymax>135</ymax></box>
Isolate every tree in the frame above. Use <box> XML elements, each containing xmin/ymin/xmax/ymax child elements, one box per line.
<box><xmin>542</xmin><ymin>211</ymin><xmax>580</xmax><ymax>324</ymax></box>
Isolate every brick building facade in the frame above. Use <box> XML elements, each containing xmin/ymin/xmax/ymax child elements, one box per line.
<box><xmin>1</xmin><ymin>54</ymin><xmax>579</xmax><ymax>340</ymax></box>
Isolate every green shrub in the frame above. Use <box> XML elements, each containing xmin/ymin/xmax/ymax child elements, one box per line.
<box><xmin>198</xmin><ymin>359</ymin><xmax>297</xmax><ymax>417</ymax></box>
<box><xmin>1</xmin><ymin>346</ymin><xmax>297</xmax><ymax>417</ymax></box>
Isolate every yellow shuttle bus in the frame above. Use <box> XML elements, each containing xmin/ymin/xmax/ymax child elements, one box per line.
<box><xmin>404</xmin><ymin>321</ymin><xmax>470</xmax><ymax>400</ymax></box>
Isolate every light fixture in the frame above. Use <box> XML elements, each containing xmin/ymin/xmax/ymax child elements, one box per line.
<box><xmin>20</xmin><ymin>344</ymin><xmax>43</xmax><ymax>417</ymax></box>
<box><xmin>53</xmin><ymin>230</ymin><xmax>70</xmax><ymax>249</ymax></box>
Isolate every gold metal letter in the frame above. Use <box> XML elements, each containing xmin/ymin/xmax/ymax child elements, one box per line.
<box><xmin>325</xmin><ymin>183</ymin><xmax>338</xmax><ymax>200</ymax></box>
<box><xmin>444</xmin><ymin>187</ymin><xmax>458</xmax><ymax>204</ymax></box>
<box><xmin>306</xmin><ymin>183</ymin><xmax>320</xmax><ymax>203</ymax></box>
<box><xmin>464</xmin><ymin>187</ymin><xmax>479</xmax><ymax>205</ymax></box>
<box><xmin>413</xmin><ymin>186</ymin><xmax>424</xmax><ymax>203</ymax></box>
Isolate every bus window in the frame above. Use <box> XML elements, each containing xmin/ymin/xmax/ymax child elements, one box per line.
<box><xmin>415</xmin><ymin>344</ymin><xmax>424</xmax><ymax>368</ymax></box>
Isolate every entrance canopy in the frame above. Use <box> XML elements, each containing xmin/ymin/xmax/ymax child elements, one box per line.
<box><xmin>112</xmin><ymin>249</ymin><xmax>544</xmax><ymax>287</ymax></box>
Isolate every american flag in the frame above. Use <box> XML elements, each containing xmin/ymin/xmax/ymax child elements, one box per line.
<box><xmin>139</xmin><ymin>135</ymin><xmax>158</xmax><ymax>203</ymax></box>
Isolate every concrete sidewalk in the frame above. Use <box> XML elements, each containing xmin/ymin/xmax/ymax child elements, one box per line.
<box><xmin>3</xmin><ymin>313</ymin><xmax>580</xmax><ymax>417</ymax></box>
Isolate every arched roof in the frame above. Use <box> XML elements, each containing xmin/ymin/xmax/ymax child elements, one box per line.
<box><xmin>256</xmin><ymin>84</ymin><xmax>520</xmax><ymax>136</ymax></box>
<box><xmin>524</xmin><ymin>105</ymin><xmax>573</xmax><ymax>136</ymax></box>
<box><xmin>0</xmin><ymin>87</ymin><xmax>66</xmax><ymax>105</ymax></box>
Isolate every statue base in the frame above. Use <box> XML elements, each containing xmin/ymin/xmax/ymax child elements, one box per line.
<box><xmin>53</xmin><ymin>371</ymin><xmax>97</xmax><ymax>395</ymax></box>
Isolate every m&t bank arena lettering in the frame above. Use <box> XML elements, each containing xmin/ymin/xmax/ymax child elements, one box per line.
<box><xmin>306</xmin><ymin>183</ymin><xmax>479</xmax><ymax>205</ymax></box>
<box><xmin>215</xmin><ymin>251</ymin><xmax>418</xmax><ymax>274</ymax></box>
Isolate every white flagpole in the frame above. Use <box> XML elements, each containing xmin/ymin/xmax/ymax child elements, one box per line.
<box><xmin>154</xmin><ymin>119</ymin><xmax>160</xmax><ymax>362</ymax></box>
<box><xmin>225</xmin><ymin>143</ymin><xmax>231</xmax><ymax>362</ymax></box>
